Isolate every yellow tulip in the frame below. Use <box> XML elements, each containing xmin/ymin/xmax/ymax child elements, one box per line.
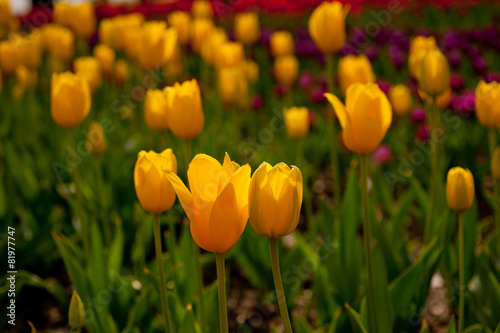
<box><xmin>168</xmin><ymin>11</ymin><xmax>191</xmax><ymax>45</ymax></box>
<box><xmin>165</xmin><ymin>79</ymin><xmax>204</xmax><ymax>140</ymax></box>
<box><xmin>139</xmin><ymin>22</ymin><xmax>178</xmax><ymax>69</ymax></box>
<box><xmin>72</xmin><ymin>3</ymin><xmax>96</xmax><ymax>38</ymax></box>
<box><xmin>201</xmin><ymin>28</ymin><xmax>227</xmax><ymax>65</ymax></box>
<box><xmin>491</xmin><ymin>148</ymin><xmax>500</xmax><ymax>180</ymax></box>
<box><xmin>270</xmin><ymin>31</ymin><xmax>294</xmax><ymax>57</ymax></box>
<box><xmin>134</xmin><ymin>149</ymin><xmax>177</xmax><ymax>215</ymax></box>
<box><xmin>53</xmin><ymin>2</ymin><xmax>72</xmax><ymax>28</ymax></box>
<box><xmin>74</xmin><ymin>57</ymin><xmax>102</xmax><ymax>93</ymax></box>
<box><xmin>245</xmin><ymin>60</ymin><xmax>259</xmax><ymax>84</ymax></box>
<box><xmin>308</xmin><ymin>1</ymin><xmax>347</xmax><ymax>54</ymax></box>
<box><xmin>418</xmin><ymin>88</ymin><xmax>452</xmax><ymax>110</ymax></box>
<box><xmin>216</xmin><ymin>41</ymin><xmax>244</xmax><ymax>69</ymax></box>
<box><xmin>446</xmin><ymin>167</ymin><xmax>474</xmax><ymax>213</ymax></box>
<box><xmin>284</xmin><ymin>107</ymin><xmax>310</xmax><ymax>139</ymax></box>
<box><xmin>114</xmin><ymin>59</ymin><xmax>129</xmax><ymax>85</ymax></box>
<box><xmin>338</xmin><ymin>54</ymin><xmax>375</xmax><ymax>95</ymax></box>
<box><xmin>274</xmin><ymin>55</ymin><xmax>299</xmax><ymax>87</ymax></box>
<box><xmin>166</xmin><ymin>44</ymin><xmax>184</xmax><ymax>77</ymax></box>
<box><xmin>86</xmin><ymin>122</ymin><xmax>107</xmax><ymax>156</ymax></box>
<box><xmin>249</xmin><ymin>162</ymin><xmax>303</xmax><ymax>238</ymax></box>
<box><xmin>418</xmin><ymin>49</ymin><xmax>450</xmax><ymax>98</ymax></box>
<box><xmin>123</xmin><ymin>28</ymin><xmax>142</xmax><ymax>62</ymax></box>
<box><xmin>324</xmin><ymin>83</ymin><xmax>392</xmax><ymax>154</ymax></box>
<box><xmin>45</xmin><ymin>25</ymin><xmax>74</xmax><ymax>62</ymax></box>
<box><xmin>163</xmin><ymin>153</ymin><xmax>251</xmax><ymax>253</ymax></box>
<box><xmin>475</xmin><ymin>81</ymin><xmax>500</xmax><ymax>128</ymax></box>
<box><xmin>408</xmin><ymin>36</ymin><xmax>437</xmax><ymax>78</ymax></box>
<box><xmin>191</xmin><ymin>18</ymin><xmax>214</xmax><ymax>53</ymax></box>
<box><xmin>144</xmin><ymin>89</ymin><xmax>169</xmax><ymax>132</ymax></box>
<box><xmin>388</xmin><ymin>84</ymin><xmax>412</xmax><ymax>116</ymax></box>
<box><xmin>99</xmin><ymin>14</ymin><xmax>144</xmax><ymax>51</ymax></box>
<box><xmin>191</xmin><ymin>0</ymin><xmax>214</xmax><ymax>19</ymax></box>
<box><xmin>16</xmin><ymin>65</ymin><xmax>38</xmax><ymax>90</ymax></box>
<box><xmin>0</xmin><ymin>40</ymin><xmax>18</xmax><ymax>75</ymax></box>
<box><xmin>234</xmin><ymin>12</ymin><xmax>260</xmax><ymax>45</ymax></box>
<box><xmin>51</xmin><ymin>72</ymin><xmax>91</xmax><ymax>129</ymax></box>
<box><xmin>93</xmin><ymin>44</ymin><xmax>115</xmax><ymax>75</ymax></box>
<box><xmin>218</xmin><ymin>67</ymin><xmax>248</xmax><ymax>105</ymax></box>
<box><xmin>19</xmin><ymin>33</ymin><xmax>42</xmax><ymax>69</ymax></box>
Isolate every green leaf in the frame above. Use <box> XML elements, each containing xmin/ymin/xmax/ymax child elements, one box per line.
<box><xmin>463</xmin><ymin>324</ymin><xmax>494</xmax><ymax>333</ymax></box>
<box><xmin>108</xmin><ymin>221</ymin><xmax>124</xmax><ymax>277</ymax></box>
<box><xmin>178</xmin><ymin>307</ymin><xmax>199</xmax><ymax>333</ymax></box>
<box><xmin>346</xmin><ymin>305</ymin><xmax>368</xmax><ymax>333</ymax></box>
<box><xmin>293</xmin><ymin>316</ymin><xmax>313</xmax><ymax>333</ymax></box>
<box><xmin>447</xmin><ymin>317</ymin><xmax>456</xmax><ymax>333</ymax></box>
<box><xmin>124</xmin><ymin>287</ymin><xmax>151</xmax><ymax>331</ymax></box>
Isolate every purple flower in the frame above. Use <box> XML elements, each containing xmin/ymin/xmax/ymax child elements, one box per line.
<box><xmin>274</xmin><ymin>84</ymin><xmax>289</xmax><ymax>98</ymax></box>
<box><xmin>376</xmin><ymin>80</ymin><xmax>391</xmax><ymax>95</ymax></box>
<box><xmin>298</xmin><ymin>71</ymin><xmax>314</xmax><ymax>90</ymax></box>
<box><xmin>410</xmin><ymin>107</ymin><xmax>426</xmax><ymax>124</ymax></box>
<box><xmin>251</xmin><ymin>95</ymin><xmax>263</xmax><ymax>110</ymax></box>
<box><xmin>372</xmin><ymin>144</ymin><xmax>392</xmax><ymax>165</ymax></box>
<box><xmin>417</xmin><ymin>124</ymin><xmax>429</xmax><ymax>142</ymax></box>
<box><xmin>365</xmin><ymin>45</ymin><xmax>380</xmax><ymax>61</ymax></box>
<box><xmin>309</xmin><ymin>86</ymin><xmax>327</xmax><ymax>103</ymax></box>
<box><xmin>484</xmin><ymin>71</ymin><xmax>500</xmax><ymax>83</ymax></box>
<box><xmin>447</xmin><ymin>49</ymin><xmax>462</xmax><ymax>69</ymax></box>
<box><xmin>473</xmin><ymin>57</ymin><xmax>488</xmax><ymax>73</ymax></box>
<box><xmin>450</xmin><ymin>73</ymin><xmax>464</xmax><ymax>91</ymax></box>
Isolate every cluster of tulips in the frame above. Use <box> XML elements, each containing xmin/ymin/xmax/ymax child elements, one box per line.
<box><xmin>3</xmin><ymin>0</ymin><xmax>500</xmax><ymax>331</ymax></box>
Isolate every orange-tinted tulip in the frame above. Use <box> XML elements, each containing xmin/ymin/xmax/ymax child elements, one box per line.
<box><xmin>164</xmin><ymin>153</ymin><xmax>251</xmax><ymax>253</ymax></box>
<box><xmin>134</xmin><ymin>149</ymin><xmax>177</xmax><ymax>214</ymax></box>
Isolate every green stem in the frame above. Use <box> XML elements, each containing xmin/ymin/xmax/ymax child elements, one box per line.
<box><xmin>488</xmin><ymin>129</ymin><xmax>500</xmax><ymax>229</ymax></box>
<box><xmin>185</xmin><ymin>140</ymin><xmax>192</xmax><ymax>170</ymax></box>
<box><xmin>94</xmin><ymin>156</ymin><xmax>110</xmax><ymax>243</ymax></box>
<box><xmin>216</xmin><ymin>252</ymin><xmax>228</xmax><ymax>333</ymax></box>
<box><xmin>297</xmin><ymin>140</ymin><xmax>313</xmax><ymax>228</ymax></box>
<box><xmin>192</xmin><ymin>239</ymin><xmax>208</xmax><ymax>331</ymax></box>
<box><xmin>167</xmin><ymin>213</ymin><xmax>176</xmax><ymax>261</ymax></box>
<box><xmin>360</xmin><ymin>154</ymin><xmax>379</xmax><ymax>333</ymax></box>
<box><xmin>424</xmin><ymin>98</ymin><xmax>437</xmax><ymax>243</ymax></box>
<box><xmin>458</xmin><ymin>212</ymin><xmax>465</xmax><ymax>333</ymax></box>
<box><xmin>326</xmin><ymin>53</ymin><xmax>341</xmax><ymax>209</ymax></box>
<box><xmin>68</xmin><ymin>130</ymin><xmax>90</xmax><ymax>259</ymax></box>
<box><xmin>154</xmin><ymin>214</ymin><xmax>173</xmax><ymax>333</ymax></box>
<box><xmin>269</xmin><ymin>238</ymin><xmax>293</xmax><ymax>333</ymax></box>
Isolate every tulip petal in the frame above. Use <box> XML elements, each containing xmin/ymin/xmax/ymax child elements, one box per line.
<box><xmin>249</xmin><ymin>162</ymin><xmax>275</xmax><ymax>237</ymax></box>
<box><xmin>324</xmin><ymin>92</ymin><xmax>347</xmax><ymax>128</ymax></box>
<box><xmin>273</xmin><ymin>179</ymin><xmax>301</xmax><ymax>238</ymax></box>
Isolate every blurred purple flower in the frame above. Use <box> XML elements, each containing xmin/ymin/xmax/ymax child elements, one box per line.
<box><xmin>417</xmin><ymin>124</ymin><xmax>429</xmax><ymax>142</ymax></box>
<box><xmin>298</xmin><ymin>71</ymin><xmax>314</xmax><ymax>90</ymax></box>
<box><xmin>389</xmin><ymin>45</ymin><xmax>404</xmax><ymax>70</ymax></box>
<box><xmin>372</xmin><ymin>144</ymin><xmax>392</xmax><ymax>165</ymax></box>
<box><xmin>310</xmin><ymin>86</ymin><xmax>327</xmax><ymax>103</ymax></box>
<box><xmin>484</xmin><ymin>71</ymin><xmax>500</xmax><ymax>83</ymax></box>
<box><xmin>410</xmin><ymin>107</ymin><xmax>426</xmax><ymax>124</ymax></box>
<box><xmin>274</xmin><ymin>84</ymin><xmax>289</xmax><ymax>98</ymax></box>
<box><xmin>376</xmin><ymin>80</ymin><xmax>391</xmax><ymax>95</ymax></box>
<box><xmin>260</xmin><ymin>27</ymin><xmax>273</xmax><ymax>48</ymax></box>
<box><xmin>447</xmin><ymin>49</ymin><xmax>462</xmax><ymax>69</ymax></box>
<box><xmin>365</xmin><ymin>45</ymin><xmax>380</xmax><ymax>61</ymax></box>
<box><xmin>473</xmin><ymin>57</ymin><xmax>488</xmax><ymax>73</ymax></box>
<box><xmin>251</xmin><ymin>95</ymin><xmax>263</xmax><ymax>110</ymax></box>
<box><xmin>450</xmin><ymin>73</ymin><xmax>464</xmax><ymax>91</ymax></box>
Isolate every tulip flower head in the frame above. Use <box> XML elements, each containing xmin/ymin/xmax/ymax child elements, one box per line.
<box><xmin>86</xmin><ymin>122</ymin><xmax>107</xmax><ymax>156</ymax></box>
<box><xmin>249</xmin><ymin>162</ymin><xmax>303</xmax><ymax>238</ymax></box>
<box><xmin>274</xmin><ymin>55</ymin><xmax>299</xmax><ymax>88</ymax></box>
<box><xmin>74</xmin><ymin>57</ymin><xmax>102</xmax><ymax>93</ymax></box>
<box><xmin>218</xmin><ymin>67</ymin><xmax>248</xmax><ymax>105</ymax></box>
<box><xmin>325</xmin><ymin>83</ymin><xmax>392</xmax><ymax>154</ymax></box>
<box><xmin>308</xmin><ymin>1</ymin><xmax>348</xmax><ymax>54</ymax></box>
<box><xmin>284</xmin><ymin>107</ymin><xmax>310</xmax><ymax>139</ymax></box>
<box><xmin>168</xmin><ymin>11</ymin><xmax>191</xmax><ymax>45</ymax></box>
<box><xmin>338</xmin><ymin>54</ymin><xmax>375</xmax><ymax>95</ymax></box>
<box><xmin>216</xmin><ymin>41</ymin><xmax>245</xmax><ymax>69</ymax></box>
<box><xmin>270</xmin><ymin>31</ymin><xmax>295</xmax><ymax>57</ymax></box>
<box><xmin>389</xmin><ymin>84</ymin><xmax>413</xmax><ymax>116</ymax></box>
<box><xmin>201</xmin><ymin>28</ymin><xmax>228</xmax><ymax>65</ymax></box>
<box><xmin>191</xmin><ymin>0</ymin><xmax>214</xmax><ymax>19</ymax></box>
<box><xmin>134</xmin><ymin>149</ymin><xmax>177</xmax><ymax>214</ymax></box>
<box><xmin>191</xmin><ymin>19</ymin><xmax>215</xmax><ymax>53</ymax></box>
<box><xmin>475</xmin><ymin>80</ymin><xmax>500</xmax><ymax>128</ymax></box>
<box><xmin>93</xmin><ymin>44</ymin><xmax>115</xmax><ymax>75</ymax></box>
<box><xmin>446</xmin><ymin>167</ymin><xmax>474</xmax><ymax>213</ymax></box>
<box><xmin>418</xmin><ymin>49</ymin><xmax>450</xmax><ymax>98</ymax></box>
<box><xmin>51</xmin><ymin>71</ymin><xmax>91</xmax><ymax>129</ymax></box>
<box><xmin>163</xmin><ymin>153</ymin><xmax>251</xmax><ymax>253</ymax></box>
<box><xmin>408</xmin><ymin>36</ymin><xmax>437</xmax><ymax>78</ymax></box>
<box><xmin>144</xmin><ymin>89</ymin><xmax>169</xmax><ymax>132</ymax></box>
<box><xmin>234</xmin><ymin>12</ymin><xmax>260</xmax><ymax>45</ymax></box>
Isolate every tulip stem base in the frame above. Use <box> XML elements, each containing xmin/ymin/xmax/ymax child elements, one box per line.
<box><xmin>216</xmin><ymin>252</ymin><xmax>228</xmax><ymax>333</ymax></box>
<box><xmin>326</xmin><ymin>53</ymin><xmax>341</xmax><ymax>210</ymax></box>
<box><xmin>68</xmin><ymin>130</ymin><xmax>90</xmax><ymax>260</ymax></box>
<box><xmin>360</xmin><ymin>154</ymin><xmax>379</xmax><ymax>333</ymax></box>
<box><xmin>424</xmin><ymin>98</ymin><xmax>438</xmax><ymax>243</ymax></box>
<box><xmin>154</xmin><ymin>214</ymin><xmax>173</xmax><ymax>333</ymax></box>
<box><xmin>458</xmin><ymin>212</ymin><xmax>465</xmax><ymax>333</ymax></box>
<box><xmin>269</xmin><ymin>237</ymin><xmax>293</xmax><ymax>333</ymax></box>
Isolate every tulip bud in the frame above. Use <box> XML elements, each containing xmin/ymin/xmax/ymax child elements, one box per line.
<box><xmin>144</xmin><ymin>89</ymin><xmax>169</xmax><ymax>132</ymax></box>
<box><xmin>51</xmin><ymin>72</ymin><xmax>91</xmax><ymax>129</ymax></box>
<box><xmin>163</xmin><ymin>153</ymin><xmax>251</xmax><ymax>253</ymax></box>
<box><xmin>418</xmin><ymin>49</ymin><xmax>450</xmax><ymax>98</ymax></box>
<box><xmin>249</xmin><ymin>162</ymin><xmax>303</xmax><ymax>238</ymax></box>
<box><xmin>475</xmin><ymin>81</ymin><xmax>500</xmax><ymax>129</ymax></box>
<box><xmin>446</xmin><ymin>167</ymin><xmax>474</xmax><ymax>213</ymax></box>
<box><xmin>86</xmin><ymin>122</ymin><xmax>106</xmax><ymax>156</ymax></box>
<box><xmin>94</xmin><ymin>44</ymin><xmax>115</xmax><ymax>75</ymax></box>
<box><xmin>165</xmin><ymin>79</ymin><xmax>204</xmax><ymax>140</ymax></box>
<box><xmin>168</xmin><ymin>11</ymin><xmax>191</xmax><ymax>45</ymax></box>
<box><xmin>245</xmin><ymin>60</ymin><xmax>259</xmax><ymax>84</ymax></box>
<box><xmin>114</xmin><ymin>59</ymin><xmax>129</xmax><ymax>85</ymax></box>
<box><xmin>68</xmin><ymin>291</ymin><xmax>85</xmax><ymax>329</ymax></box>
<box><xmin>338</xmin><ymin>54</ymin><xmax>375</xmax><ymax>95</ymax></box>
<box><xmin>234</xmin><ymin>12</ymin><xmax>260</xmax><ymax>45</ymax></box>
<box><xmin>218</xmin><ymin>67</ymin><xmax>248</xmax><ymax>105</ymax></box>
<box><xmin>274</xmin><ymin>55</ymin><xmax>299</xmax><ymax>88</ymax></box>
<box><xmin>308</xmin><ymin>1</ymin><xmax>347</xmax><ymax>54</ymax></box>
<box><xmin>284</xmin><ymin>107</ymin><xmax>310</xmax><ymax>139</ymax></box>
<box><xmin>191</xmin><ymin>19</ymin><xmax>214</xmax><ymax>53</ymax></box>
<box><xmin>74</xmin><ymin>57</ymin><xmax>102</xmax><ymax>93</ymax></box>
<box><xmin>216</xmin><ymin>41</ymin><xmax>244</xmax><ymax>69</ymax></box>
<box><xmin>325</xmin><ymin>83</ymin><xmax>392</xmax><ymax>154</ymax></box>
<box><xmin>191</xmin><ymin>0</ymin><xmax>214</xmax><ymax>19</ymax></box>
<box><xmin>134</xmin><ymin>149</ymin><xmax>177</xmax><ymax>214</ymax></box>
<box><xmin>492</xmin><ymin>148</ymin><xmax>500</xmax><ymax>180</ymax></box>
<box><xmin>388</xmin><ymin>84</ymin><xmax>412</xmax><ymax>116</ymax></box>
<box><xmin>270</xmin><ymin>31</ymin><xmax>294</xmax><ymax>57</ymax></box>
